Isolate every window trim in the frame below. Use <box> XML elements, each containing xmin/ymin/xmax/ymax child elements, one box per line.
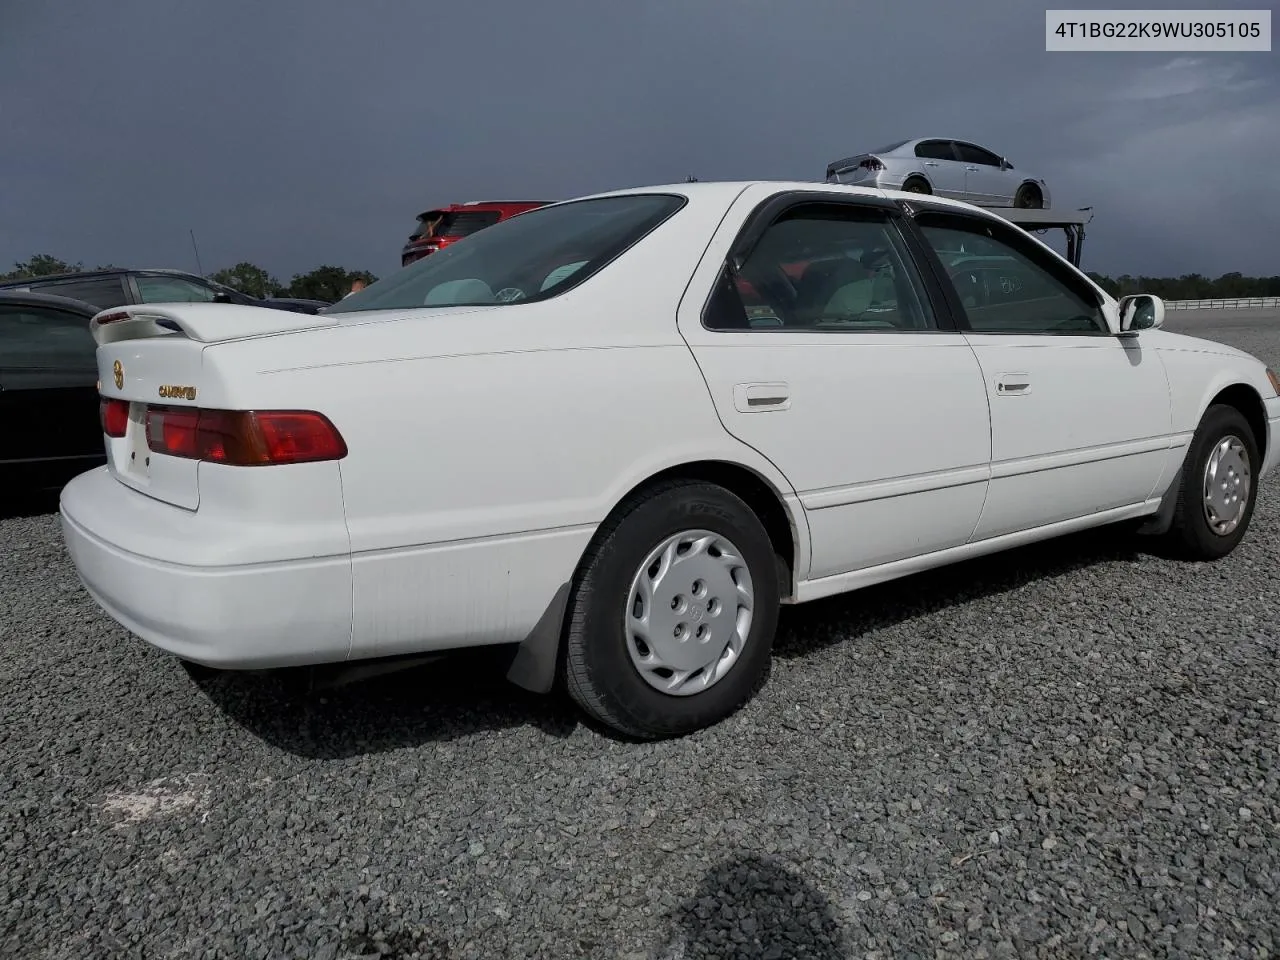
<box><xmin>897</xmin><ymin>204</ymin><xmax>1113</xmax><ymax>338</ymax></box>
<box><xmin>701</xmin><ymin>192</ymin><xmax>958</xmax><ymax>335</ymax></box>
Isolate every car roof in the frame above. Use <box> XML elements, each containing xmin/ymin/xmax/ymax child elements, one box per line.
<box><xmin>577</xmin><ymin>179</ymin><xmax>1002</xmax><ymax>216</ymax></box>
<box><xmin>417</xmin><ymin>200</ymin><xmax>551</xmax><ymax>217</ymax></box>
<box><xmin>0</xmin><ymin>288</ymin><xmax>101</xmax><ymax>314</ymax></box>
<box><xmin>0</xmin><ymin>266</ymin><xmax>210</xmax><ymax>287</ymax></box>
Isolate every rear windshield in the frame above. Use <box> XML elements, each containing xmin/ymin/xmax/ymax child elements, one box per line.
<box><xmin>335</xmin><ymin>194</ymin><xmax>686</xmax><ymax>313</ymax></box>
<box><xmin>870</xmin><ymin>140</ymin><xmax>909</xmax><ymax>154</ymax></box>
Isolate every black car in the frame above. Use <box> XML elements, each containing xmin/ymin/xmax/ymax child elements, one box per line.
<box><xmin>0</xmin><ymin>268</ymin><xmax>330</xmax><ymax>315</ymax></box>
<box><xmin>0</xmin><ymin>290</ymin><xmax>105</xmax><ymax>491</ymax></box>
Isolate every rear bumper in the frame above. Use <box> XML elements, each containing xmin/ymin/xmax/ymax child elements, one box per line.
<box><xmin>60</xmin><ymin>467</ymin><xmax>353</xmax><ymax>669</ymax></box>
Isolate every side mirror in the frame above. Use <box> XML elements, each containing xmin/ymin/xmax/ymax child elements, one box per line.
<box><xmin>1000</xmin><ymin>157</ymin><xmax>1012</xmax><ymax>170</ymax></box>
<box><xmin>1117</xmin><ymin>294</ymin><xmax>1165</xmax><ymax>337</ymax></box>
<box><xmin>211</xmin><ymin>292</ymin><xmax>234</xmax><ymax>303</ymax></box>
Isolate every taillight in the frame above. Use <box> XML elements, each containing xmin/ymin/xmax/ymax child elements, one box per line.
<box><xmin>100</xmin><ymin>397</ymin><xmax>129</xmax><ymax>438</ymax></box>
<box><xmin>861</xmin><ymin>157</ymin><xmax>885</xmax><ymax>171</ymax></box>
<box><xmin>144</xmin><ymin>406</ymin><xmax>347</xmax><ymax>466</ymax></box>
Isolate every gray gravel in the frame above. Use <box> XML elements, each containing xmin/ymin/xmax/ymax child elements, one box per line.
<box><xmin>3</xmin><ymin>310</ymin><xmax>1279</xmax><ymax>959</ymax></box>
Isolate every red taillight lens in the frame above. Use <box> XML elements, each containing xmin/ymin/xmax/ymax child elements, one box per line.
<box><xmin>100</xmin><ymin>397</ymin><xmax>129</xmax><ymax>438</ymax></box>
<box><xmin>861</xmin><ymin>158</ymin><xmax>885</xmax><ymax>171</ymax></box>
<box><xmin>144</xmin><ymin>406</ymin><xmax>347</xmax><ymax>466</ymax></box>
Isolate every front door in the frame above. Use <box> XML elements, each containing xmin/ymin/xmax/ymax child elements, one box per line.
<box><xmin>676</xmin><ymin>188</ymin><xmax>992</xmax><ymax>582</ymax></box>
<box><xmin>953</xmin><ymin>142</ymin><xmax>1014</xmax><ymax>205</ymax></box>
<box><xmin>909</xmin><ymin>208</ymin><xmax>1172</xmax><ymax>540</ymax></box>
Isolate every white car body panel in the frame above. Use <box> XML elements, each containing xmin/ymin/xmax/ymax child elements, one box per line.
<box><xmin>60</xmin><ymin>180</ymin><xmax>1280</xmax><ymax>674</ymax></box>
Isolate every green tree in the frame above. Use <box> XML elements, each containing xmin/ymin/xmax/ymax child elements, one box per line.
<box><xmin>211</xmin><ymin>261</ymin><xmax>286</xmax><ymax>299</ymax></box>
<box><xmin>1</xmin><ymin>253</ymin><xmax>82</xmax><ymax>281</ymax></box>
<box><xmin>287</xmin><ymin>265</ymin><xmax>377</xmax><ymax>302</ymax></box>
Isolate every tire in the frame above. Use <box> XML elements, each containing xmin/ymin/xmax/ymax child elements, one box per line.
<box><xmin>563</xmin><ymin>480</ymin><xmax>781</xmax><ymax>739</ymax></box>
<box><xmin>903</xmin><ymin>178</ymin><xmax>931</xmax><ymax>195</ymax></box>
<box><xmin>1164</xmin><ymin>403</ymin><xmax>1259</xmax><ymax>560</ymax></box>
<box><xmin>1014</xmin><ymin>184</ymin><xmax>1043</xmax><ymax>208</ymax></box>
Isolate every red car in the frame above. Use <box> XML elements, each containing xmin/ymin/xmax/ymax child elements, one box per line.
<box><xmin>402</xmin><ymin>200</ymin><xmax>551</xmax><ymax>266</ymax></box>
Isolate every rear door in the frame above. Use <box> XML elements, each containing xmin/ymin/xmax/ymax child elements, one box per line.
<box><xmin>0</xmin><ymin>303</ymin><xmax>103</xmax><ymax>487</ymax></box>
<box><xmin>913</xmin><ymin>140</ymin><xmax>967</xmax><ymax>199</ymax></box>
<box><xmin>677</xmin><ymin>187</ymin><xmax>992</xmax><ymax>582</ymax></box>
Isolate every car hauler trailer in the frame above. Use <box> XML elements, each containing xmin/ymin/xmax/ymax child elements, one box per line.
<box><xmin>992</xmin><ymin>206</ymin><xmax>1093</xmax><ymax>269</ymax></box>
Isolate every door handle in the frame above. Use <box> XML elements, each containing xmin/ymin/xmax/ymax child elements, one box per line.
<box><xmin>923</xmin><ymin>161</ymin><xmax>939</xmax><ymax>166</ymax></box>
<box><xmin>965</xmin><ymin>165</ymin><xmax>979</xmax><ymax>172</ymax></box>
<box><xmin>995</xmin><ymin>374</ymin><xmax>1031</xmax><ymax>396</ymax></box>
<box><xmin>733</xmin><ymin>382</ymin><xmax>790</xmax><ymax>412</ymax></box>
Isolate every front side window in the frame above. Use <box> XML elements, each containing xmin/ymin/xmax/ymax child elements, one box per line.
<box><xmin>916</xmin><ymin>214</ymin><xmax>1107</xmax><ymax>335</ymax></box>
<box><xmin>954</xmin><ymin>143</ymin><xmax>1002</xmax><ymax>166</ymax></box>
<box><xmin>135</xmin><ymin>275</ymin><xmax>219</xmax><ymax>303</ymax></box>
<box><xmin>335</xmin><ymin>194</ymin><xmax>685</xmax><ymax>313</ymax></box>
<box><xmin>705</xmin><ymin>203</ymin><xmax>936</xmax><ymax>332</ymax></box>
<box><xmin>0</xmin><ymin>305</ymin><xmax>97</xmax><ymax>370</ymax></box>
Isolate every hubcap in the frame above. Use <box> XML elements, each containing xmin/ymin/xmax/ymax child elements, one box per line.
<box><xmin>1202</xmin><ymin>434</ymin><xmax>1251</xmax><ymax>536</ymax></box>
<box><xmin>624</xmin><ymin>529</ymin><xmax>755</xmax><ymax>696</ymax></box>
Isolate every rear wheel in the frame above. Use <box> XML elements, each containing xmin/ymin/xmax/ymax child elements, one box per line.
<box><xmin>1014</xmin><ymin>184</ymin><xmax>1043</xmax><ymax>208</ymax></box>
<box><xmin>1164</xmin><ymin>404</ymin><xmax>1258</xmax><ymax>560</ymax></box>
<box><xmin>902</xmin><ymin>177</ymin><xmax>931</xmax><ymax>195</ymax></box>
<box><xmin>563</xmin><ymin>480</ymin><xmax>780</xmax><ymax>739</ymax></box>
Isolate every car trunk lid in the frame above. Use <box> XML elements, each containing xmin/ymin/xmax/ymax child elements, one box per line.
<box><xmin>91</xmin><ymin>304</ymin><xmax>339</xmax><ymax>510</ymax></box>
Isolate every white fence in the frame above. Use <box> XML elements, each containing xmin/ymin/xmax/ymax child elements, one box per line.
<box><xmin>1164</xmin><ymin>297</ymin><xmax>1280</xmax><ymax>311</ymax></box>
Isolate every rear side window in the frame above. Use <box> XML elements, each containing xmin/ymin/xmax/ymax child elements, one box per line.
<box><xmin>436</xmin><ymin>210</ymin><xmax>502</xmax><ymax>237</ymax></box>
<box><xmin>914</xmin><ymin>140</ymin><xmax>956</xmax><ymax>161</ymax></box>
<box><xmin>35</xmin><ymin>277</ymin><xmax>128</xmax><ymax>309</ymax></box>
<box><xmin>704</xmin><ymin>202</ymin><xmax>936</xmax><ymax>332</ymax></box>
<box><xmin>336</xmin><ymin>194</ymin><xmax>686</xmax><ymax>313</ymax></box>
<box><xmin>0</xmin><ymin>305</ymin><xmax>97</xmax><ymax>370</ymax></box>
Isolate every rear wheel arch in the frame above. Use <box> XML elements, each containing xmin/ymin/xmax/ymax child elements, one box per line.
<box><xmin>504</xmin><ymin>459</ymin><xmax>803</xmax><ymax>698</ymax></box>
<box><xmin>600</xmin><ymin>460</ymin><xmax>800</xmax><ymax>601</ymax></box>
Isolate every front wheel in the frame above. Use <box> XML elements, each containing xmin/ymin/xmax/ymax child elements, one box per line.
<box><xmin>1164</xmin><ymin>404</ymin><xmax>1259</xmax><ymax>560</ymax></box>
<box><xmin>562</xmin><ymin>480</ymin><xmax>780</xmax><ymax>739</ymax></box>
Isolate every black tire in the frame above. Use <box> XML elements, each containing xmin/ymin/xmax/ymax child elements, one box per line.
<box><xmin>902</xmin><ymin>177</ymin><xmax>931</xmax><ymax>195</ymax></box>
<box><xmin>1014</xmin><ymin>184</ymin><xmax>1043</xmax><ymax>208</ymax></box>
<box><xmin>1164</xmin><ymin>403</ymin><xmax>1259</xmax><ymax>560</ymax></box>
<box><xmin>562</xmin><ymin>480</ymin><xmax>781</xmax><ymax>739</ymax></box>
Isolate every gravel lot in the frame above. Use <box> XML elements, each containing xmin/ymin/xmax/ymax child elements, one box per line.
<box><xmin>3</xmin><ymin>309</ymin><xmax>1278</xmax><ymax>959</ymax></box>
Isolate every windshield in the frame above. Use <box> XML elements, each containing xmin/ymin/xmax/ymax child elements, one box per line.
<box><xmin>335</xmin><ymin>193</ymin><xmax>686</xmax><ymax>313</ymax></box>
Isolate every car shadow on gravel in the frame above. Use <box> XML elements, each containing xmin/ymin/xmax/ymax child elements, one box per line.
<box><xmin>1</xmin><ymin>489</ymin><xmax>61</xmax><ymax>521</ymax></box>
<box><xmin>774</xmin><ymin>522</ymin><xmax>1147</xmax><ymax>660</ymax></box>
<box><xmin>665</xmin><ymin>853</ymin><xmax>846</xmax><ymax>958</ymax></box>
<box><xmin>185</xmin><ymin>645</ymin><xmax>580</xmax><ymax>760</ymax></box>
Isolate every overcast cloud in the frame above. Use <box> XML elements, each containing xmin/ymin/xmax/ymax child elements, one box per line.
<box><xmin>1</xmin><ymin>0</ymin><xmax>1276</xmax><ymax>280</ymax></box>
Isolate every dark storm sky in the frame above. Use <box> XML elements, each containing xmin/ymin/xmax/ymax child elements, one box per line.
<box><xmin>2</xmin><ymin>0</ymin><xmax>1276</xmax><ymax>281</ymax></box>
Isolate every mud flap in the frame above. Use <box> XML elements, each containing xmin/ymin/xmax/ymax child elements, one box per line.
<box><xmin>505</xmin><ymin>581</ymin><xmax>571</xmax><ymax>694</ymax></box>
<box><xmin>1136</xmin><ymin>464</ymin><xmax>1183</xmax><ymax>536</ymax></box>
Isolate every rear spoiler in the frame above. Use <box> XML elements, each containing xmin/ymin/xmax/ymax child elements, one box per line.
<box><xmin>90</xmin><ymin>303</ymin><xmax>339</xmax><ymax>346</ymax></box>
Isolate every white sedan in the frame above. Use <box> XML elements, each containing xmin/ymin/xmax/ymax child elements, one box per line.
<box><xmin>61</xmin><ymin>181</ymin><xmax>1280</xmax><ymax>739</ymax></box>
